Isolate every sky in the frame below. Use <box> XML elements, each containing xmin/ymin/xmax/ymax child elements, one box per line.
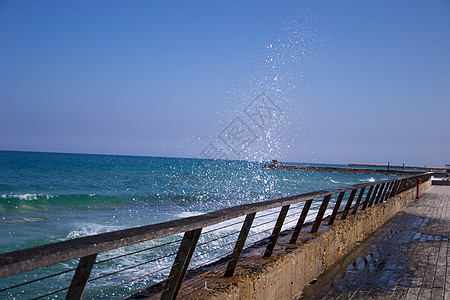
<box><xmin>1</xmin><ymin>0</ymin><xmax>449</xmax><ymax>166</ymax></box>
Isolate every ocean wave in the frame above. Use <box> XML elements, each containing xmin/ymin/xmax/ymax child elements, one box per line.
<box><xmin>65</xmin><ymin>223</ymin><xmax>126</xmax><ymax>240</ymax></box>
<box><xmin>162</xmin><ymin>193</ymin><xmax>213</xmax><ymax>202</ymax></box>
<box><xmin>0</xmin><ymin>193</ymin><xmax>127</xmax><ymax>213</ymax></box>
<box><xmin>0</xmin><ymin>192</ymin><xmax>219</xmax><ymax>214</ymax></box>
<box><xmin>0</xmin><ymin>193</ymin><xmax>56</xmax><ymax>201</ymax></box>
<box><xmin>359</xmin><ymin>177</ymin><xmax>375</xmax><ymax>183</ymax></box>
<box><xmin>0</xmin><ymin>217</ymin><xmax>45</xmax><ymax>223</ymax></box>
<box><xmin>281</xmin><ymin>178</ymin><xmax>304</xmax><ymax>183</ymax></box>
<box><xmin>175</xmin><ymin>211</ymin><xmax>204</xmax><ymax>218</ymax></box>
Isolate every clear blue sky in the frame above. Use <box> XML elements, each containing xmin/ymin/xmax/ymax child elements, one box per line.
<box><xmin>1</xmin><ymin>1</ymin><xmax>449</xmax><ymax>166</ymax></box>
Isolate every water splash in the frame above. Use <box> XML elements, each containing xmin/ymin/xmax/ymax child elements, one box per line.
<box><xmin>200</xmin><ymin>17</ymin><xmax>330</xmax><ymax>163</ymax></box>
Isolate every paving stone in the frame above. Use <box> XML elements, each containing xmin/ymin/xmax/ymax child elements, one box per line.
<box><xmin>298</xmin><ymin>186</ymin><xmax>450</xmax><ymax>300</ymax></box>
<box><xmin>431</xmin><ymin>288</ymin><xmax>444</xmax><ymax>300</ymax></box>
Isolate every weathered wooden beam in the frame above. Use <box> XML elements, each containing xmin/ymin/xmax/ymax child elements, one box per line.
<box><xmin>224</xmin><ymin>213</ymin><xmax>256</xmax><ymax>277</ymax></box>
<box><xmin>289</xmin><ymin>199</ymin><xmax>313</xmax><ymax>244</ymax></box>
<box><xmin>66</xmin><ymin>254</ymin><xmax>97</xmax><ymax>300</ymax></box>
<box><xmin>341</xmin><ymin>189</ymin><xmax>357</xmax><ymax>220</ymax></box>
<box><xmin>161</xmin><ymin>229</ymin><xmax>202</xmax><ymax>300</ymax></box>
<box><xmin>352</xmin><ymin>187</ymin><xmax>366</xmax><ymax>214</ymax></box>
<box><xmin>311</xmin><ymin>195</ymin><xmax>332</xmax><ymax>233</ymax></box>
<box><xmin>374</xmin><ymin>183</ymin><xmax>386</xmax><ymax>204</ymax></box>
<box><xmin>264</xmin><ymin>205</ymin><xmax>290</xmax><ymax>257</ymax></box>
<box><xmin>328</xmin><ymin>192</ymin><xmax>346</xmax><ymax>225</ymax></box>
<box><xmin>361</xmin><ymin>185</ymin><xmax>374</xmax><ymax>210</ymax></box>
<box><xmin>368</xmin><ymin>184</ymin><xmax>381</xmax><ymax>207</ymax></box>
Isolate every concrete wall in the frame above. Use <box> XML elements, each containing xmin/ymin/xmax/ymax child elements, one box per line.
<box><xmin>148</xmin><ymin>179</ymin><xmax>431</xmax><ymax>300</ymax></box>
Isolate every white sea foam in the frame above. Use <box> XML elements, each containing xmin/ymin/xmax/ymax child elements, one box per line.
<box><xmin>358</xmin><ymin>177</ymin><xmax>375</xmax><ymax>183</ymax></box>
<box><xmin>282</xmin><ymin>178</ymin><xmax>303</xmax><ymax>183</ymax></box>
<box><xmin>175</xmin><ymin>211</ymin><xmax>204</xmax><ymax>218</ymax></box>
<box><xmin>65</xmin><ymin>223</ymin><xmax>126</xmax><ymax>240</ymax></box>
<box><xmin>19</xmin><ymin>193</ymin><xmax>37</xmax><ymax>200</ymax></box>
<box><xmin>0</xmin><ymin>217</ymin><xmax>45</xmax><ymax>223</ymax></box>
<box><xmin>0</xmin><ymin>193</ymin><xmax>55</xmax><ymax>200</ymax></box>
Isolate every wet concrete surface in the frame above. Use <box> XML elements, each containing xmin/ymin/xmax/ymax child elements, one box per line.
<box><xmin>296</xmin><ymin>185</ymin><xmax>450</xmax><ymax>300</ymax></box>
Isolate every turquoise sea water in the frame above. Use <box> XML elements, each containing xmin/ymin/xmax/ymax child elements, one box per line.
<box><xmin>0</xmin><ymin>151</ymin><xmax>391</xmax><ymax>298</ymax></box>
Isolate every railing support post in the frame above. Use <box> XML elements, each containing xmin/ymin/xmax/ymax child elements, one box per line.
<box><xmin>361</xmin><ymin>185</ymin><xmax>374</xmax><ymax>210</ymax></box>
<box><xmin>389</xmin><ymin>180</ymin><xmax>399</xmax><ymax>198</ymax></box>
<box><xmin>383</xmin><ymin>181</ymin><xmax>393</xmax><ymax>201</ymax></box>
<box><xmin>397</xmin><ymin>179</ymin><xmax>404</xmax><ymax>193</ymax></box>
<box><xmin>380</xmin><ymin>181</ymin><xmax>390</xmax><ymax>202</ymax></box>
<box><xmin>368</xmin><ymin>184</ymin><xmax>380</xmax><ymax>207</ymax></box>
<box><xmin>161</xmin><ymin>228</ymin><xmax>202</xmax><ymax>300</ymax></box>
<box><xmin>311</xmin><ymin>194</ymin><xmax>332</xmax><ymax>233</ymax></box>
<box><xmin>388</xmin><ymin>180</ymin><xmax>397</xmax><ymax>198</ymax></box>
<box><xmin>398</xmin><ymin>179</ymin><xmax>405</xmax><ymax>193</ymax></box>
<box><xmin>417</xmin><ymin>178</ymin><xmax>421</xmax><ymax>199</ymax></box>
<box><xmin>341</xmin><ymin>189</ymin><xmax>357</xmax><ymax>220</ymax></box>
<box><xmin>289</xmin><ymin>199</ymin><xmax>313</xmax><ymax>244</ymax></box>
<box><xmin>66</xmin><ymin>253</ymin><xmax>97</xmax><ymax>300</ymax></box>
<box><xmin>383</xmin><ymin>181</ymin><xmax>394</xmax><ymax>201</ymax></box>
<box><xmin>328</xmin><ymin>192</ymin><xmax>346</xmax><ymax>225</ymax></box>
<box><xmin>374</xmin><ymin>183</ymin><xmax>386</xmax><ymax>205</ymax></box>
<box><xmin>394</xmin><ymin>179</ymin><xmax>404</xmax><ymax>196</ymax></box>
<box><xmin>404</xmin><ymin>179</ymin><xmax>411</xmax><ymax>192</ymax></box>
<box><xmin>264</xmin><ymin>205</ymin><xmax>290</xmax><ymax>258</ymax></box>
<box><xmin>379</xmin><ymin>182</ymin><xmax>389</xmax><ymax>203</ymax></box>
<box><xmin>352</xmin><ymin>187</ymin><xmax>365</xmax><ymax>214</ymax></box>
<box><xmin>224</xmin><ymin>213</ymin><xmax>256</xmax><ymax>277</ymax></box>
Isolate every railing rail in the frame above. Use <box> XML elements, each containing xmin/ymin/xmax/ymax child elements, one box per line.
<box><xmin>0</xmin><ymin>171</ymin><xmax>433</xmax><ymax>299</ymax></box>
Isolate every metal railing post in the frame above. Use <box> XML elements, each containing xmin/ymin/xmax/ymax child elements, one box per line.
<box><xmin>264</xmin><ymin>205</ymin><xmax>290</xmax><ymax>258</ymax></box>
<box><xmin>341</xmin><ymin>189</ymin><xmax>357</xmax><ymax>220</ymax></box>
<box><xmin>289</xmin><ymin>199</ymin><xmax>313</xmax><ymax>244</ymax></box>
<box><xmin>224</xmin><ymin>213</ymin><xmax>256</xmax><ymax>277</ymax></box>
<box><xmin>66</xmin><ymin>253</ymin><xmax>97</xmax><ymax>300</ymax></box>
<box><xmin>161</xmin><ymin>228</ymin><xmax>202</xmax><ymax>300</ymax></box>
<box><xmin>328</xmin><ymin>192</ymin><xmax>346</xmax><ymax>225</ymax></box>
<box><xmin>311</xmin><ymin>194</ymin><xmax>332</xmax><ymax>233</ymax></box>
<box><xmin>352</xmin><ymin>187</ymin><xmax>365</xmax><ymax>214</ymax></box>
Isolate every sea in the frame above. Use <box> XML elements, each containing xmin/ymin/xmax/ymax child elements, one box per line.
<box><xmin>0</xmin><ymin>151</ymin><xmax>391</xmax><ymax>299</ymax></box>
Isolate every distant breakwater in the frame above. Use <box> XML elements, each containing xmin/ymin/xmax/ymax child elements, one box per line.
<box><xmin>262</xmin><ymin>164</ymin><xmax>425</xmax><ymax>176</ymax></box>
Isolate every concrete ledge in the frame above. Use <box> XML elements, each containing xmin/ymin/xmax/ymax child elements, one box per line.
<box><xmin>145</xmin><ymin>180</ymin><xmax>431</xmax><ymax>300</ymax></box>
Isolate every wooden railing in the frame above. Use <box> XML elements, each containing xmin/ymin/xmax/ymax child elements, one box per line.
<box><xmin>0</xmin><ymin>172</ymin><xmax>432</xmax><ymax>299</ymax></box>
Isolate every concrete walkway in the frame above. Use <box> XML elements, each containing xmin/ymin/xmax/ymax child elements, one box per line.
<box><xmin>297</xmin><ymin>185</ymin><xmax>450</xmax><ymax>300</ymax></box>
